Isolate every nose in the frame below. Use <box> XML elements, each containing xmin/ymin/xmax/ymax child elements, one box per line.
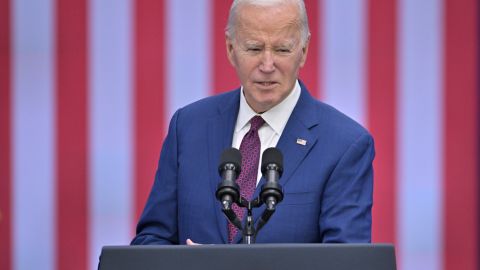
<box><xmin>259</xmin><ymin>50</ymin><xmax>275</xmax><ymax>73</ymax></box>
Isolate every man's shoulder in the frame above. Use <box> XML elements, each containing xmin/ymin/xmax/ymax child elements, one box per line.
<box><xmin>296</xmin><ymin>86</ymin><xmax>370</xmax><ymax>139</ymax></box>
<box><xmin>177</xmin><ymin>88</ymin><xmax>240</xmax><ymax>118</ymax></box>
<box><xmin>299</xmin><ymin>94</ymin><xmax>372</xmax><ymax>148</ymax></box>
<box><xmin>318</xmin><ymin>101</ymin><xmax>368</xmax><ymax>135</ymax></box>
<box><xmin>300</xmin><ymin>98</ymin><xmax>374</xmax><ymax>159</ymax></box>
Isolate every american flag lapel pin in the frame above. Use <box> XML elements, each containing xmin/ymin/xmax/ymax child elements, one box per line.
<box><xmin>296</xmin><ymin>138</ymin><xmax>307</xmax><ymax>146</ymax></box>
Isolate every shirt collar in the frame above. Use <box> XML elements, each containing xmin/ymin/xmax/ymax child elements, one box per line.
<box><xmin>235</xmin><ymin>80</ymin><xmax>301</xmax><ymax>134</ymax></box>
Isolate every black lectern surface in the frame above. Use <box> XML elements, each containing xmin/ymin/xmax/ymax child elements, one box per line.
<box><xmin>98</xmin><ymin>243</ymin><xmax>396</xmax><ymax>270</ymax></box>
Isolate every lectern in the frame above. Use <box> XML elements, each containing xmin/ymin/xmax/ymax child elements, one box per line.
<box><xmin>98</xmin><ymin>243</ymin><xmax>396</xmax><ymax>270</ymax></box>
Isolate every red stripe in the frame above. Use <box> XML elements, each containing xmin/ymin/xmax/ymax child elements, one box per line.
<box><xmin>478</xmin><ymin>2</ymin><xmax>480</xmax><ymax>262</ymax></box>
<box><xmin>444</xmin><ymin>0</ymin><xmax>478</xmax><ymax>269</ymax></box>
<box><xmin>212</xmin><ymin>1</ymin><xmax>239</xmax><ymax>94</ymax></box>
<box><xmin>134</xmin><ymin>0</ymin><xmax>166</xmax><ymax>222</ymax></box>
<box><xmin>0</xmin><ymin>0</ymin><xmax>12</xmax><ymax>269</ymax></box>
<box><xmin>301</xmin><ymin>0</ymin><xmax>321</xmax><ymax>99</ymax></box>
<box><xmin>367</xmin><ymin>0</ymin><xmax>397</xmax><ymax>244</ymax></box>
<box><xmin>56</xmin><ymin>0</ymin><xmax>89</xmax><ymax>269</ymax></box>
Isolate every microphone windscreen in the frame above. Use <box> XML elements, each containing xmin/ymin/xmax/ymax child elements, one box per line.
<box><xmin>261</xmin><ymin>147</ymin><xmax>283</xmax><ymax>173</ymax></box>
<box><xmin>219</xmin><ymin>148</ymin><xmax>242</xmax><ymax>173</ymax></box>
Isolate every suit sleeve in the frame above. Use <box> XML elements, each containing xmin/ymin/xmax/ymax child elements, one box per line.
<box><xmin>131</xmin><ymin>110</ymin><xmax>180</xmax><ymax>245</ymax></box>
<box><xmin>320</xmin><ymin>132</ymin><xmax>375</xmax><ymax>243</ymax></box>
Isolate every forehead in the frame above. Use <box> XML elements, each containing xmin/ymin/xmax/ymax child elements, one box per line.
<box><xmin>234</xmin><ymin>3</ymin><xmax>302</xmax><ymax>41</ymax></box>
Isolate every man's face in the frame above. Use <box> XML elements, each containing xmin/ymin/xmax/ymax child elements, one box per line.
<box><xmin>226</xmin><ymin>3</ymin><xmax>309</xmax><ymax>113</ymax></box>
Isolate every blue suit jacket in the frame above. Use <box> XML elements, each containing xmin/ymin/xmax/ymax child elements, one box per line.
<box><xmin>131</xmin><ymin>83</ymin><xmax>374</xmax><ymax>245</ymax></box>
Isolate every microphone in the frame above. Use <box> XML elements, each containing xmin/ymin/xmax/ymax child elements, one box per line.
<box><xmin>260</xmin><ymin>147</ymin><xmax>284</xmax><ymax>210</ymax></box>
<box><xmin>215</xmin><ymin>148</ymin><xmax>242</xmax><ymax>210</ymax></box>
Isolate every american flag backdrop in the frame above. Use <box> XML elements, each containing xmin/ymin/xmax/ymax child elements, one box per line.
<box><xmin>0</xmin><ymin>0</ymin><xmax>478</xmax><ymax>269</ymax></box>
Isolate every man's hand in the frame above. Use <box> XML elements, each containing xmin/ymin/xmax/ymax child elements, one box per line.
<box><xmin>186</xmin><ymin>238</ymin><xmax>201</xmax><ymax>245</ymax></box>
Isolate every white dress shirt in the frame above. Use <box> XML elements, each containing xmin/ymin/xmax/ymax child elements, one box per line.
<box><xmin>232</xmin><ymin>80</ymin><xmax>301</xmax><ymax>185</ymax></box>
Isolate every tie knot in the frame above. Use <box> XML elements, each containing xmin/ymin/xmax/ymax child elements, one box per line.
<box><xmin>249</xmin><ymin>115</ymin><xmax>265</xmax><ymax>131</ymax></box>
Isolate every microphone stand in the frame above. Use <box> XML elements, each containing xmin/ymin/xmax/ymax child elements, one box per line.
<box><xmin>220</xmin><ymin>186</ymin><xmax>282</xmax><ymax>244</ymax></box>
<box><xmin>217</xmin><ymin>147</ymin><xmax>284</xmax><ymax>244</ymax></box>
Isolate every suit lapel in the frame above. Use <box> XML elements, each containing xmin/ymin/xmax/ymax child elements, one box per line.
<box><xmin>249</xmin><ymin>85</ymin><xmax>320</xmax><ymax>233</ymax></box>
<box><xmin>207</xmin><ymin>90</ymin><xmax>240</xmax><ymax>244</ymax></box>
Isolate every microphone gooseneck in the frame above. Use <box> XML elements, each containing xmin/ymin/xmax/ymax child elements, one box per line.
<box><xmin>215</xmin><ymin>148</ymin><xmax>244</xmax><ymax>231</ymax></box>
<box><xmin>253</xmin><ymin>147</ymin><xmax>285</xmax><ymax>236</ymax></box>
<box><xmin>216</xmin><ymin>148</ymin><xmax>242</xmax><ymax>208</ymax></box>
<box><xmin>260</xmin><ymin>147</ymin><xmax>284</xmax><ymax>208</ymax></box>
<box><xmin>215</xmin><ymin>147</ymin><xmax>285</xmax><ymax>244</ymax></box>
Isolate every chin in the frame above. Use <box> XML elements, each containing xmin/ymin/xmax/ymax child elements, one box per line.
<box><xmin>246</xmin><ymin>91</ymin><xmax>279</xmax><ymax>111</ymax></box>
<box><xmin>256</xmin><ymin>100</ymin><xmax>278</xmax><ymax>112</ymax></box>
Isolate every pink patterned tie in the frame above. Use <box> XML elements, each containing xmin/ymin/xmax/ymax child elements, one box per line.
<box><xmin>228</xmin><ymin>115</ymin><xmax>265</xmax><ymax>243</ymax></box>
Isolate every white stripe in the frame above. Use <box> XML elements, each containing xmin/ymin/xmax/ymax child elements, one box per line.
<box><xmin>12</xmin><ymin>0</ymin><xmax>56</xmax><ymax>269</ymax></box>
<box><xmin>397</xmin><ymin>0</ymin><xmax>443</xmax><ymax>269</ymax></box>
<box><xmin>89</xmin><ymin>0</ymin><xmax>133</xmax><ymax>269</ymax></box>
<box><xmin>321</xmin><ymin>0</ymin><xmax>367</xmax><ymax>125</ymax></box>
<box><xmin>166</xmin><ymin>0</ymin><xmax>211</xmax><ymax>118</ymax></box>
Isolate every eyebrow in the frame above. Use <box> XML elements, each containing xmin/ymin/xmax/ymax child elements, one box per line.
<box><xmin>243</xmin><ymin>40</ymin><xmax>262</xmax><ymax>46</ymax></box>
<box><xmin>242</xmin><ymin>39</ymin><xmax>297</xmax><ymax>48</ymax></box>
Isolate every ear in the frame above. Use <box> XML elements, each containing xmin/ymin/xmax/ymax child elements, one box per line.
<box><xmin>225</xmin><ymin>32</ymin><xmax>236</xmax><ymax>67</ymax></box>
<box><xmin>299</xmin><ymin>34</ymin><xmax>311</xmax><ymax>68</ymax></box>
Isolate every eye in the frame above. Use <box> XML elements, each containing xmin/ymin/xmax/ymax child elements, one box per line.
<box><xmin>276</xmin><ymin>48</ymin><xmax>291</xmax><ymax>53</ymax></box>
<box><xmin>247</xmin><ymin>47</ymin><xmax>261</xmax><ymax>52</ymax></box>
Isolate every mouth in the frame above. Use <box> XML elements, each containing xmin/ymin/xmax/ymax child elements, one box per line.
<box><xmin>255</xmin><ymin>81</ymin><xmax>278</xmax><ymax>88</ymax></box>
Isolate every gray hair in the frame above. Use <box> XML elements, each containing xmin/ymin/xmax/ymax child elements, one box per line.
<box><xmin>226</xmin><ymin>0</ymin><xmax>311</xmax><ymax>45</ymax></box>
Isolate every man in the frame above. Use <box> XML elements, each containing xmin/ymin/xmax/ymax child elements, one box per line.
<box><xmin>131</xmin><ymin>0</ymin><xmax>374</xmax><ymax>245</ymax></box>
